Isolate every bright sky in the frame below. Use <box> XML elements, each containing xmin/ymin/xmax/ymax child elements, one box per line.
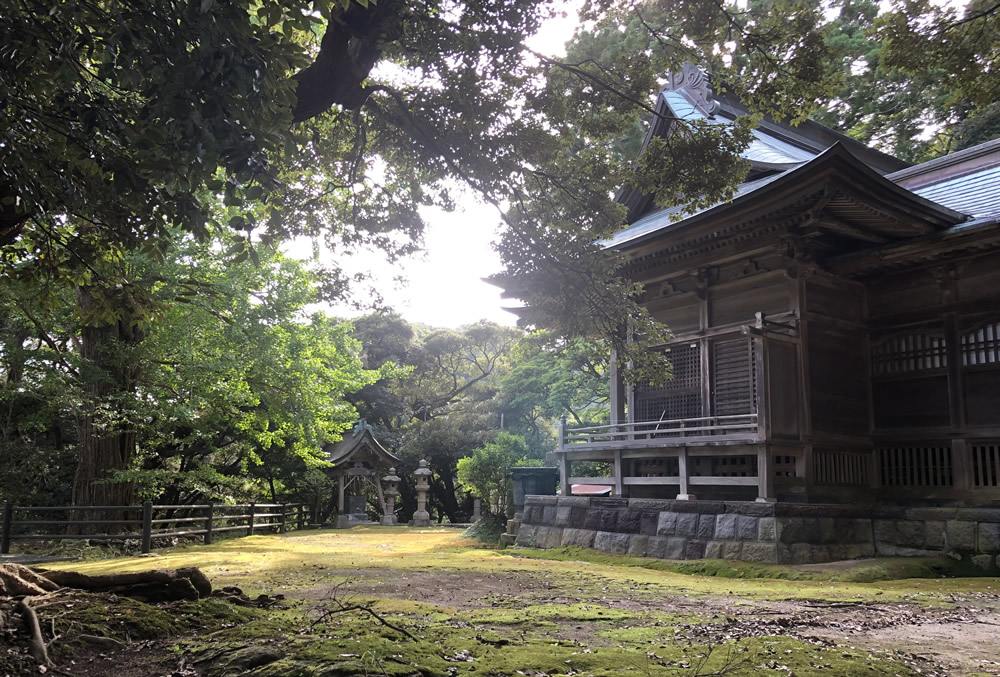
<box><xmin>301</xmin><ymin>5</ymin><xmax>582</xmax><ymax>330</ymax></box>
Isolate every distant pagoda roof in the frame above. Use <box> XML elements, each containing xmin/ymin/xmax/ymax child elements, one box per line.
<box><xmin>322</xmin><ymin>419</ymin><xmax>399</xmax><ymax>467</ymax></box>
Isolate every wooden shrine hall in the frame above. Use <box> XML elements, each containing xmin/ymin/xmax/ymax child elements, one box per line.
<box><xmin>323</xmin><ymin>420</ymin><xmax>400</xmax><ymax>527</ymax></box>
<box><xmin>516</xmin><ymin>64</ymin><xmax>1000</xmax><ymax>506</ymax></box>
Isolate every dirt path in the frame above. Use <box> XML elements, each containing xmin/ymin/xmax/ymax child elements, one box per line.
<box><xmin>295</xmin><ymin>564</ymin><xmax>1000</xmax><ymax>675</ymax></box>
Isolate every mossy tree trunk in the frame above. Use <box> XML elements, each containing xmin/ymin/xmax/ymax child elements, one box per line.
<box><xmin>71</xmin><ymin>287</ymin><xmax>144</xmax><ymax>529</ymax></box>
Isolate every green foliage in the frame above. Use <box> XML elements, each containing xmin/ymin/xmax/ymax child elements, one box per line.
<box><xmin>456</xmin><ymin>432</ymin><xmax>531</xmax><ymax>516</ymax></box>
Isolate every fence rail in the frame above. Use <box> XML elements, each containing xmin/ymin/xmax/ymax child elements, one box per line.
<box><xmin>0</xmin><ymin>501</ymin><xmax>309</xmax><ymax>555</ymax></box>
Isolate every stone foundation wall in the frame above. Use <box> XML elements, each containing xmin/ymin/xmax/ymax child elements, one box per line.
<box><xmin>514</xmin><ymin>496</ymin><xmax>1000</xmax><ymax>568</ymax></box>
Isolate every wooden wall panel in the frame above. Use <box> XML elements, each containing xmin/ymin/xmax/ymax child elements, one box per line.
<box><xmin>710</xmin><ymin>277</ymin><xmax>790</xmax><ymax>327</ymax></box>
<box><xmin>808</xmin><ymin>327</ymin><xmax>869</xmax><ymax>435</ymax></box>
<box><xmin>768</xmin><ymin>340</ymin><xmax>801</xmax><ymax>440</ymax></box>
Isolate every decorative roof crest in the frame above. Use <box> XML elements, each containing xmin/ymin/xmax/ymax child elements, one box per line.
<box><xmin>664</xmin><ymin>62</ymin><xmax>719</xmax><ymax>117</ymax></box>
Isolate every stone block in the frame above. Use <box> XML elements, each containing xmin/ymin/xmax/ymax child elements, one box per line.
<box><xmin>594</xmin><ymin>531</ymin><xmax>630</xmax><ymax>554</ymax></box>
<box><xmin>873</xmin><ymin>519</ymin><xmax>897</xmax><ymax>545</ymax></box>
<box><xmin>542</xmin><ymin>506</ymin><xmax>557</xmax><ymax>526</ymax></box>
<box><xmin>516</xmin><ymin>524</ymin><xmax>537</xmax><ymax>547</ymax></box>
<box><xmin>811</xmin><ymin>545</ymin><xmax>832</xmax><ymax>563</ymax></box>
<box><xmin>697</xmin><ymin>514</ymin><xmax>716</xmax><ymax>539</ymax></box>
<box><xmin>646</xmin><ymin>536</ymin><xmax>670</xmax><ymax>559</ymax></box>
<box><xmin>715</xmin><ymin>514</ymin><xmax>737</xmax><ymax>540</ymax></box>
<box><xmin>531</xmin><ymin>495</ymin><xmax>559</xmax><ymax>506</ymax></box>
<box><xmin>801</xmin><ymin>517</ymin><xmax>821</xmax><ymax>544</ymax></box>
<box><xmin>639</xmin><ymin>512</ymin><xmax>659</xmax><ymax>536</ymax></box>
<box><xmin>871</xmin><ymin>505</ymin><xmax>907</xmax><ymax>520</ymax></box>
<box><xmin>665</xmin><ymin>537</ymin><xmax>687</xmax><ymax>559</ymax></box>
<box><xmin>629</xmin><ymin>498</ymin><xmax>674</xmax><ymax>512</ymax></box>
<box><xmin>788</xmin><ymin>543</ymin><xmax>815</xmax><ymax>564</ymax></box>
<box><xmin>740</xmin><ymin>542</ymin><xmax>778</xmax><ymax>563</ymax></box>
<box><xmin>776</xmin><ymin>517</ymin><xmax>803</xmax><ymax>543</ymax></box>
<box><xmin>583</xmin><ymin>510</ymin><xmax>603</xmax><ymax>531</ymax></box>
<box><xmin>858</xmin><ymin>541</ymin><xmax>875</xmax><ymax>558</ymax></box>
<box><xmin>538</xmin><ymin>526</ymin><xmax>564</xmax><ymax>549</ymax></box>
<box><xmin>853</xmin><ymin>518</ymin><xmax>873</xmax><ymax>543</ymax></box>
<box><xmin>722</xmin><ymin>540</ymin><xmax>743</xmax><ymax>560</ymax></box>
<box><xmin>972</xmin><ymin>554</ymin><xmax>993</xmax><ymax>571</ymax></box>
<box><xmin>946</xmin><ymin>520</ymin><xmax>977</xmax><ymax>551</ymax></box>
<box><xmin>685</xmin><ymin>539</ymin><xmax>706</xmax><ymax>560</ymax></box>
<box><xmin>736</xmin><ymin>515</ymin><xmax>759</xmax><ymax>541</ymax></box>
<box><xmin>676</xmin><ymin>512</ymin><xmax>699</xmax><ymax>537</ymax></box>
<box><xmin>557</xmin><ymin>496</ymin><xmax>591</xmax><ymax>508</ymax></box>
<box><xmin>705</xmin><ymin>540</ymin><xmax>724</xmax><ymax>559</ymax></box>
<box><xmin>570</xmin><ymin>507</ymin><xmax>589</xmax><ymax>526</ymax></box>
<box><xmin>906</xmin><ymin>507</ymin><xmax>957</xmax><ymax>521</ymax></box>
<box><xmin>895</xmin><ymin>520</ymin><xmax>924</xmax><ymax>547</ymax></box>
<box><xmin>561</xmin><ymin>528</ymin><xmax>596</xmax><ymax>548</ymax></box>
<box><xmin>724</xmin><ymin>501</ymin><xmax>775</xmax><ymax>517</ymax></box>
<box><xmin>957</xmin><ymin>508</ymin><xmax>1000</xmax><ymax>523</ymax></box>
<box><xmin>978</xmin><ymin>523</ymin><xmax>1000</xmax><ymax>552</ymax></box>
<box><xmin>592</xmin><ymin>497</ymin><xmax>629</xmax><ymax>509</ymax></box>
<box><xmin>599</xmin><ymin>509</ymin><xmax>619</xmax><ymax>532</ymax></box>
<box><xmin>618</xmin><ymin>510</ymin><xmax>642</xmax><ymax>534</ymax></box>
<box><xmin>826</xmin><ymin>543</ymin><xmax>846</xmax><ymax>561</ymax></box>
<box><xmin>656</xmin><ymin>511</ymin><xmax>677</xmax><ymax>536</ymax></box>
<box><xmin>555</xmin><ymin>506</ymin><xmax>574</xmax><ymax>527</ymax></box>
<box><xmin>521</xmin><ymin>506</ymin><xmax>536</xmax><ymax>524</ymax></box>
<box><xmin>925</xmin><ymin>521</ymin><xmax>945</xmax><ymax>549</ymax></box>
<box><xmin>818</xmin><ymin>518</ymin><xmax>836</xmax><ymax>544</ymax></box>
<box><xmin>758</xmin><ymin>517</ymin><xmax>776</xmax><ymax>541</ymax></box>
<box><xmin>627</xmin><ymin>535</ymin><xmax>649</xmax><ymax>557</ymax></box>
<box><xmin>672</xmin><ymin>500</ymin><xmax>725</xmax><ymax>514</ymax></box>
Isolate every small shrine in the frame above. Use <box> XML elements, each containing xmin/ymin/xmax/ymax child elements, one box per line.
<box><xmin>323</xmin><ymin>420</ymin><xmax>400</xmax><ymax>528</ymax></box>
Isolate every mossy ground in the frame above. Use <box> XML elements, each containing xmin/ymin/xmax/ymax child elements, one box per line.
<box><xmin>37</xmin><ymin>527</ymin><xmax>1000</xmax><ymax>675</ymax></box>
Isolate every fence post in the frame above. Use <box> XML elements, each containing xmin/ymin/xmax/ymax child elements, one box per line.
<box><xmin>279</xmin><ymin>503</ymin><xmax>287</xmax><ymax>534</ymax></box>
<box><xmin>297</xmin><ymin>504</ymin><xmax>305</xmax><ymax>530</ymax></box>
<box><xmin>247</xmin><ymin>502</ymin><xmax>255</xmax><ymax>536</ymax></box>
<box><xmin>141</xmin><ymin>501</ymin><xmax>153</xmax><ymax>554</ymax></box>
<box><xmin>2</xmin><ymin>501</ymin><xmax>12</xmax><ymax>555</ymax></box>
<box><xmin>204</xmin><ymin>503</ymin><xmax>214</xmax><ymax>545</ymax></box>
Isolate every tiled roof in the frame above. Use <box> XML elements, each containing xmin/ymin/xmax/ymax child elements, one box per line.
<box><xmin>909</xmin><ymin>164</ymin><xmax>1000</xmax><ymax>219</ymax></box>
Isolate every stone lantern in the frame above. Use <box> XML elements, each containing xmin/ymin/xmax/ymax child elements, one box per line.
<box><xmin>381</xmin><ymin>467</ymin><xmax>401</xmax><ymax>525</ymax></box>
<box><xmin>412</xmin><ymin>459</ymin><xmax>432</xmax><ymax>526</ymax></box>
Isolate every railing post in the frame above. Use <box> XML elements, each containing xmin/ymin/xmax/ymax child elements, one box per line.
<box><xmin>204</xmin><ymin>502</ymin><xmax>214</xmax><ymax>545</ymax></box>
<box><xmin>756</xmin><ymin>446</ymin><xmax>776</xmax><ymax>503</ymax></box>
<box><xmin>2</xmin><ymin>501</ymin><xmax>12</xmax><ymax>554</ymax></box>
<box><xmin>559</xmin><ymin>453</ymin><xmax>571</xmax><ymax>496</ymax></box>
<box><xmin>141</xmin><ymin>501</ymin><xmax>152</xmax><ymax>554</ymax></box>
<box><xmin>297</xmin><ymin>503</ymin><xmax>305</xmax><ymax>530</ymax></box>
<box><xmin>247</xmin><ymin>502</ymin><xmax>256</xmax><ymax>536</ymax></box>
<box><xmin>677</xmin><ymin>448</ymin><xmax>694</xmax><ymax>500</ymax></box>
<box><xmin>557</xmin><ymin>414</ymin><xmax>566</xmax><ymax>451</ymax></box>
<box><xmin>279</xmin><ymin>503</ymin><xmax>287</xmax><ymax>534</ymax></box>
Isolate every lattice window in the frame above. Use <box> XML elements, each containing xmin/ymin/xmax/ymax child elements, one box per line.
<box><xmin>630</xmin><ymin>458</ymin><xmax>680</xmax><ymax>477</ymax></box>
<box><xmin>712</xmin><ymin>338</ymin><xmax>756</xmax><ymax>416</ymax></box>
<box><xmin>814</xmin><ymin>449</ymin><xmax>868</xmax><ymax>486</ymax></box>
<box><xmin>877</xmin><ymin>445</ymin><xmax>953</xmax><ymax>487</ymax></box>
<box><xmin>692</xmin><ymin>455</ymin><xmax>757</xmax><ymax>477</ymax></box>
<box><xmin>634</xmin><ymin>343</ymin><xmax>701</xmax><ymax>422</ymax></box>
<box><xmin>872</xmin><ymin>332</ymin><xmax>947</xmax><ymax>376</ymax></box>
<box><xmin>972</xmin><ymin>442</ymin><xmax>1000</xmax><ymax>488</ymax></box>
<box><xmin>773</xmin><ymin>455</ymin><xmax>797</xmax><ymax>478</ymax></box>
<box><xmin>961</xmin><ymin>322</ymin><xmax>1000</xmax><ymax>366</ymax></box>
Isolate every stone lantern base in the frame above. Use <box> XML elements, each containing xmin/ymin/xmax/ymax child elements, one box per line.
<box><xmin>411</xmin><ymin>510</ymin><xmax>431</xmax><ymax>527</ymax></box>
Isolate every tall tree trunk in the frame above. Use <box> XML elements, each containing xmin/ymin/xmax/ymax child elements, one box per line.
<box><xmin>72</xmin><ymin>287</ymin><xmax>143</xmax><ymax>529</ymax></box>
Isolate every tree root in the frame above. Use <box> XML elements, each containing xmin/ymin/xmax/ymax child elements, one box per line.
<box><xmin>17</xmin><ymin>597</ymin><xmax>53</xmax><ymax>668</ymax></box>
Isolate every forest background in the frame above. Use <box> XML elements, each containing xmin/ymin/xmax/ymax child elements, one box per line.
<box><xmin>0</xmin><ymin>0</ymin><xmax>997</xmax><ymax>524</ymax></box>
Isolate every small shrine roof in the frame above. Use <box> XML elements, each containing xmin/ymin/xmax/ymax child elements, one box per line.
<box><xmin>323</xmin><ymin>419</ymin><xmax>399</xmax><ymax>467</ymax></box>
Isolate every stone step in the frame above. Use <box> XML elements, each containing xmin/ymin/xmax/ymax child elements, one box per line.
<box><xmin>499</xmin><ymin>533</ymin><xmax>516</xmax><ymax>546</ymax></box>
<box><xmin>506</xmin><ymin>518</ymin><xmax>521</xmax><ymax>537</ymax></box>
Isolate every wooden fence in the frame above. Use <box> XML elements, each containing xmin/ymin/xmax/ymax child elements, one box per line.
<box><xmin>0</xmin><ymin>502</ymin><xmax>309</xmax><ymax>555</ymax></box>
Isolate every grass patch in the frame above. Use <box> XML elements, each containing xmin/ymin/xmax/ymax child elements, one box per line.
<box><xmin>461</xmin><ymin>516</ymin><xmax>506</xmax><ymax>544</ymax></box>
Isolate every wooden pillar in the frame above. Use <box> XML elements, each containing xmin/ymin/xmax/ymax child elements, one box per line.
<box><xmin>676</xmin><ymin>448</ymin><xmax>694</xmax><ymax>500</ymax></box>
<box><xmin>374</xmin><ymin>473</ymin><xmax>387</xmax><ymax>519</ymax></box>
<box><xmin>247</xmin><ymin>502</ymin><xmax>256</xmax><ymax>536</ymax></box>
<box><xmin>140</xmin><ymin>501</ymin><xmax>153</xmax><ymax>554</ymax></box>
<box><xmin>609</xmin><ymin>349</ymin><xmax>626</xmax><ymax>426</ymax></box>
<box><xmin>557</xmin><ymin>415</ymin><xmax>566</xmax><ymax>451</ymax></box>
<box><xmin>559</xmin><ymin>453</ymin><xmax>571</xmax><ymax>496</ymax></box>
<box><xmin>953</xmin><ymin>438</ymin><xmax>972</xmax><ymax>491</ymax></box>
<box><xmin>337</xmin><ymin>472</ymin><xmax>345</xmax><ymax>513</ymax></box>
<box><xmin>757</xmin><ymin>446</ymin><xmax>776</xmax><ymax>502</ymax></box>
<box><xmin>204</xmin><ymin>503</ymin><xmax>214</xmax><ymax>545</ymax></box>
<box><xmin>1</xmin><ymin>501</ymin><xmax>12</xmax><ymax>555</ymax></box>
<box><xmin>279</xmin><ymin>504</ymin><xmax>287</xmax><ymax>534</ymax></box>
<box><xmin>613</xmin><ymin>449</ymin><xmax>624</xmax><ymax>497</ymax></box>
